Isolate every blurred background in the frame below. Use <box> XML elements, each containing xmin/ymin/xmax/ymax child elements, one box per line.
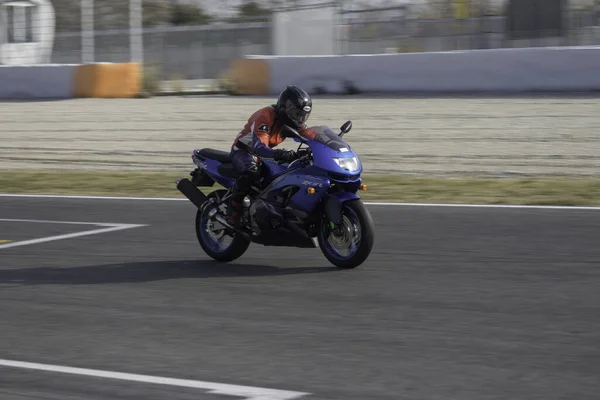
<box><xmin>1</xmin><ymin>0</ymin><xmax>599</xmax><ymax>88</ymax></box>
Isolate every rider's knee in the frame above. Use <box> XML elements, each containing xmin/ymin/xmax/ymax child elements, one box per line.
<box><xmin>245</xmin><ymin>164</ymin><xmax>260</xmax><ymax>180</ymax></box>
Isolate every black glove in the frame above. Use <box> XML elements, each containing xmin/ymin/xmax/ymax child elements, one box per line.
<box><xmin>296</xmin><ymin>149</ymin><xmax>310</xmax><ymax>158</ymax></box>
<box><xmin>273</xmin><ymin>149</ymin><xmax>297</xmax><ymax>163</ymax></box>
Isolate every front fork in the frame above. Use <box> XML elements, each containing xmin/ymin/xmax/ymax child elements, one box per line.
<box><xmin>324</xmin><ymin>191</ymin><xmax>361</xmax><ymax>227</ymax></box>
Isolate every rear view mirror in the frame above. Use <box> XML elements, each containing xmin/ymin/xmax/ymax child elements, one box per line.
<box><xmin>339</xmin><ymin>120</ymin><xmax>352</xmax><ymax>137</ymax></box>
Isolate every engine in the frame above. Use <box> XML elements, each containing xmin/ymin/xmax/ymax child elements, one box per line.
<box><xmin>249</xmin><ymin>199</ymin><xmax>285</xmax><ymax>234</ymax></box>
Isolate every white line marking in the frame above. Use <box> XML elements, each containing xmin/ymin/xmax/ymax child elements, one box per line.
<box><xmin>0</xmin><ymin>219</ymin><xmax>146</xmax><ymax>250</ymax></box>
<box><xmin>0</xmin><ymin>359</ymin><xmax>310</xmax><ymax>400</ymax></box>
<box><xmin>1</xmin><ymin>193</ymin><xmax>599</xmax><ymax>210</ymax></box>
<box><xmin>0</xmin><ymin>218</ymin><xmax>132</xmax><ymax>227</ymax></box>
<box><xmin>0</xmin><ymin>193</ymin><xmax>186</xmax><ymax>201</ymax></box>
<box><xmin>364</xmin><ymin>202</ymin><xmax>600</xmax><ymax>210</ymax></box>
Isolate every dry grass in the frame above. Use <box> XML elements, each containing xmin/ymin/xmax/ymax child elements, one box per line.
<box><xmin>2</xmin><ymin>170</ymin><xmax>599</xmax><ymax>206</ymax></box>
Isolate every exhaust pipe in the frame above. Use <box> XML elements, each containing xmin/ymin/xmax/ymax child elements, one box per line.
<box><xmin>176</xmin><ymin>178</ymin><xmax>208</xmax><ymax>209</ymax></box>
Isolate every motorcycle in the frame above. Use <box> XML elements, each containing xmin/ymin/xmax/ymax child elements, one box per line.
<box><xmin>176</xmin><ymin>120</ymin><xmax>375</xmax><ymax>269</ymax></box>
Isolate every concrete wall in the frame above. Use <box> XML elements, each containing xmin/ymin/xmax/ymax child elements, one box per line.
<box><xmin>0</xmin><ymin>64</ymin><xmax>75</xmax><ymax>98</ymax></box>
<box><xmin>233</xmin><ymin>46</ymin><xmax>600</xmax><ymax>95</ymax></box>
<box><xmin>0</xmin><ymin>63</ymin><xmax>141</xmax><ymax>99</ymax></box>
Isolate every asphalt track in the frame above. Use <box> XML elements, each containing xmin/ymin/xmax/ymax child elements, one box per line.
<box><xmin>1</xmin><ymin>195</ymin><xmax>599</xmax><ymax>400</ymax></box>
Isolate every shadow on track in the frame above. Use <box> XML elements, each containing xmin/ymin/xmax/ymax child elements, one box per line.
<box><xmin>0</xmin><ymin>259</ymin><xmax>340</xmax><ymax>285</ymax></box>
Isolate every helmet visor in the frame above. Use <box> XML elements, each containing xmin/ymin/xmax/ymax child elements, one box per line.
<box><xmin>285</xmin><ymin>102</ymin><xmax>311</xmax><ymax>126</ymax></box>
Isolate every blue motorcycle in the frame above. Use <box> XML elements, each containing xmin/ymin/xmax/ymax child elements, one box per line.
<box><xmin>176</xmin><ymin>121</ymin><xmax>375</xmax><ymax>269</ymax></box>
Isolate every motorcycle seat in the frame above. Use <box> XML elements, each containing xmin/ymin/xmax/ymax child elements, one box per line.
<box><xmin>194</xmin><ymin>148</ymin><xmax>232</xmax><ymax>163</ymax></box>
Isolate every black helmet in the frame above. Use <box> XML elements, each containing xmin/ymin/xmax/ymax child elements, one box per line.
<box><xmin>275</xmin><ymin>85</ymin><xmax>312</xmax><ymax>129</ymax></box>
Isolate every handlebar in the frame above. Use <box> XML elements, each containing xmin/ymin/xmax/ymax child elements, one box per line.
<box><xmin>277</xmin><ymin>149</ymin><xmax>312</xmax><ymax>167</ymax></box>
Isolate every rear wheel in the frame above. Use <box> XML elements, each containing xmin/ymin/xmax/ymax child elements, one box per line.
<box><xmin>318</xmin><ymin>199</ymin><xmax>375</xmax><ymax>269</ymax></box>
<box><xmin>195</xmin><ymin>190</ymin><xmax>250</xmax><ymax>262</ymax></box>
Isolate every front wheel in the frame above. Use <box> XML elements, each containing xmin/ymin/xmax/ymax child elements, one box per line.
<box><xmin>318</xmin><ymin>199</ymin><xmax>375</xmax><ymax>269</ymax></box>
<box><xmin>195</xmin><ymin>190</ymin><xmax>250</xmax><ymax>262</ymax></box>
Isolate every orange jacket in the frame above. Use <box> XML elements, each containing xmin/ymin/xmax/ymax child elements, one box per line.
<box><xmin>232</xmin><ymin>106</ymin><xmax>316</xmax><ymax>158</ymax></box>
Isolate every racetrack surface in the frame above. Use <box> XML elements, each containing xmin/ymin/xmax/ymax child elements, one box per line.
<box><xmin>2</xmin><ymin>96</ymin><xmax>600</xmax><ymax>176</ymax></box>
<box><xmin>1</xmin><ymin>196</ymin><xmax>599</xmax><ymax>399</ymax></box>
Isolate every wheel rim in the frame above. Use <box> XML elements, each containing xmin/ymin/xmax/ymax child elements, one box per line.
<box><xmin>321</xmin><ymin>206</ymin><xmax>362</xmax><ymax>260</ymax></box>
<box><xmin>199</xmin><ymin>204</ymin><xmax>235</xmax><ymax>253</ymax></box>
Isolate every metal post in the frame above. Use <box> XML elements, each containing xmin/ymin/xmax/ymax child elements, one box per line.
<box><xmin>81</xmin><ymin>0</ymin><xmax>94</xmax><ymax>63</ymax></box>
<box><xmin>130</xmin><ymin>0</ymin><xmax>143</xmax><ymax>64</ymax></box>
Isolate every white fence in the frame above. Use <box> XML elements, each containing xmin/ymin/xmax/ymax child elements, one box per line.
<box><xmin>1</xmin><ymin>0</ymin><xmax>599</xmax><ymax>81</ymax></box>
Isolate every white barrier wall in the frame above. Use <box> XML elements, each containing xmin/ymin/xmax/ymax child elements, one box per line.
<box><xmin>0</xmin><ymin>65</ymin><xmax>75</xmax><ymax>99</ymax></box>
<box><xmin>265</xmin><ymin>47</ymin><xmax>600</xmax><ymax>95</ymax></box>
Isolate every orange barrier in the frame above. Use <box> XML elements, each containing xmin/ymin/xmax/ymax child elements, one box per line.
<box><xmin>74</xmin><ymin>63</ymin><xmax>141</xmax><ymax>98</ymax></box>
<box><xmin>228</xmin><ymin>59</ymin><xmax>270</xmax><ymax>95</ymax></box>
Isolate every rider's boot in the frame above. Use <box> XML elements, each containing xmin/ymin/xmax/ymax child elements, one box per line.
<box><xmin>226</xmin><ymin>171</ymin><xmax>256</xmax><ymax>229</ymax></box>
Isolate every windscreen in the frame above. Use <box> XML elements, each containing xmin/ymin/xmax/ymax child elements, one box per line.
<box><xmin>308</xmin><ymin>126</ymin><xmax>350</xmax><ymax>152</ymax></box>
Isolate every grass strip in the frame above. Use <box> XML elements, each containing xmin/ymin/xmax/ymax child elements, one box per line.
<box><xmin>1</xmin><ymin>170</ymin><xmax>599</xmax><ymax>206</ymax></box>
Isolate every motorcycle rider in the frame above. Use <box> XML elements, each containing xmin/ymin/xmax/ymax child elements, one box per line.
<box><xmin>227</xmin><ymin>85</ymin><xmax>317</xmax><ymax>228</ymax></box>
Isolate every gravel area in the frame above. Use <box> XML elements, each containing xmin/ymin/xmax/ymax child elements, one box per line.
<box><xmin>2</xmin><ymin>96</ymin><xmax>599</xmax><ymax>177</ymax></box>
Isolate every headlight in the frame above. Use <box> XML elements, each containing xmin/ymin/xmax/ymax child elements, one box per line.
<box><xmin>333</xmin><ymin>157</ymin><xmax>360</xmax><ymax>172</ymax></box>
